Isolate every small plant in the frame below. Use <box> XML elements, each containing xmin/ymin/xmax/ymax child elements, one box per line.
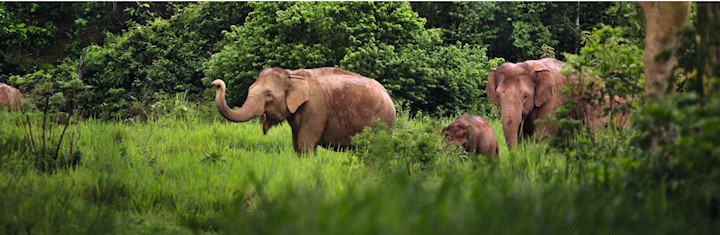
<box><xmin>201</xmin><ymin>152</ymin><xmax>225</xmax><ymax>165</ymax></box>
<box><xmin>351</xmin><ymin>113</ymin><xmax>465</xmax><ymax>173</ymax></box>
<box><xmin>8</xmin><ymin>53</ymin><xmax>90</xmax><ymax>173</ymax></box>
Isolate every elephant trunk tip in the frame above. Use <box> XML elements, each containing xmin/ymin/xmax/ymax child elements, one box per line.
<box><xmin>211</xmin><ymin>79</ymin><xmax>226</xmax><ymax>90</ymax></box>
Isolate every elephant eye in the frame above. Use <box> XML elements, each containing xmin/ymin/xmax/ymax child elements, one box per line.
<box><xmin>265</xmin><ymin>91</ymin><xmax>272</xmax><ymax>97</ymax></box>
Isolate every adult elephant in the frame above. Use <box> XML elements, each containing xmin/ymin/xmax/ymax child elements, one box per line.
<box><xmin>565</xmin><ymin>72</ymin><xmax>632</xmax><ymax>135</ymax></box>
<box><xmin>486</xmin><ymin>58</ymin><xmax>567</xmax><ymax>148</ymax></box>
<box><xmin>0</xmin><ymin>83</ymin><xmax>23</xmax><ymax>111</ymax></box>
<box><xmin>212</xmin><ymin>67</ymin><xmax>396</xmax><ymax>154</ymax></box>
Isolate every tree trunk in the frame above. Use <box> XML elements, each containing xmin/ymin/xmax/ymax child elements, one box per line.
<box><xmin>696</xmin><ymin>3</ymin><xmax>720</xmax><ymax>97</ymax></box>
<box><xmin>639</xmin><ymin>2</ymin><xmax>691</xmax><ymax>102</ymax></box>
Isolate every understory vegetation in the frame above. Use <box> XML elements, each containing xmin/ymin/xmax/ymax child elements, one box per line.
<box><xmin>1</xmin><ymin>108</ymin><xmax>718</xmax><ymax>234</ymax></box>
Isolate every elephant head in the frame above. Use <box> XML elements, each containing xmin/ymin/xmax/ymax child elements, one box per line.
<box><xmin>486</xmin><ymin>58</ymin><xmax>565</xmax><ymax>148</ymax></box>
<box><xmin>212</xmin><ymin>68</ymin><xmax>309</xmax><ymax>134</ymax></box>
<box><xmin>443</xmin><ymin>114</ymin><xmax>499</xmax><ymax>156</ymax></box>
<box><xmin>442</xmin><ymin>119</ymin><xmax>470</xmax><ymax>146</ymax></box>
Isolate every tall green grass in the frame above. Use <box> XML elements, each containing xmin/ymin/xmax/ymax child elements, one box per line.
<box><xmin>0</xmin><ymin>110</ymin><xmax>717</xmax><ymax>234</ymax></box>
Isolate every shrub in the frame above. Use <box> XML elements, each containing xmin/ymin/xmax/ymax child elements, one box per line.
<box><xmin>7</xmin><ymin>58</ymin><xmax>89</xmax><ymax>173</ymax></box>
<box><xmin>204</xmin><ymin>2</ymin><xmax>503</xmax><ymax>116</ymax></box>
<box><xmin>78</xmin><ymin>2</ymin><xmax>251</xmax><ymax>120</ymax></box>
<box><xmin>342</xmin><ymin>41</ymin><xmax>504</xmax><ymax>116</ymax></box>
<box><xmin>630</xmin><ymin>92</ymin><xmax>720</xmax><ymax>218</ymax></box>
<box><xmin>351</xmin><ymin>113</ymin><xmax>468</xmax><ymax>173</ymax></box>
<box><xmin>554</xmin><ymin>25</ymin><xmax>643</xmax><ymax>142</ymax></box>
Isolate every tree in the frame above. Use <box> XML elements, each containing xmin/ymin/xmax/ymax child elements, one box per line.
<box><xmin>0</xmin><ymin>2</ymin><xmax>178</xmax><ymax>79</ymax></box>
<box><xmin>205</xmin><ymin>2</ymin><xmax>503</xmax><ymax>116</ymax></box>
<box><xmin>78</xmin><ymin>2</ymin><xmax>251</xmax><ymax>119</ymax></box>
<box><xmin>412</xmin><ymin>2</ymin><xmax>622</xmax><ymax>62</ymax></box>
<box><xmin>639</xmin><ymin>2</ymin><xmax>691</xmax><ymax>102</ymax></box>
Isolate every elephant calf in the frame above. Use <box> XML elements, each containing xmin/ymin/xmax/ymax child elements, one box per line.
<box><xmin>0</xmin><ymin>83</ymin><xmax>23</xmax><ymax>111</ymax></box>
<box><xmin>442</xmin><ymin>114</ymin><xmax>499</xmax><ymax>157</ymax></box>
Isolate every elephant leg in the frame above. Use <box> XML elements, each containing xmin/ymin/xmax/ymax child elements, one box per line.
<box><xmin>521</xmin><ymin>119</ymin><xmax>535</xmax><ymax>140</ymax></box>
<box><xmin>291</xmin><ymin>125</ymin><xmax>322</xmax><ymax>155</ymax></box>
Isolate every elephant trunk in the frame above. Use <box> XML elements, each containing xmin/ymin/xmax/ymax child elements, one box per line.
<box><xmin>212</xmin><ymin>79</ymin><xmax>263</xmax><ymax>122</ymax></box>
<box><xmin>500</xmin><ymin>104</ymin><xmax>522</xmax><ymax>148</ymax></box>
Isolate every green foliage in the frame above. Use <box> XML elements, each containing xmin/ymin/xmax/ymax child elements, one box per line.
<box><xmin>0</xmin><ymin>3</ymin><xmax>57</xmax><ymax>76</ymax></box>
<box><xmin>605</xmin><ymin>2</ymin><xmax>645</xmax><ymax>40</ymax></box>
<box><xmin>507</xmin><ymin>3</ymin><xmax>558</xmax><ymax>61</ymax></box>
<box><xmin>351</xmin><ymin>113</ymin><xmax>468</xmax><ymax>172</ymax></box>
<box><xmin>413</xmin><ymin>2</ymin><xmax>625</xmax><ymax>62</ymax></box>
<box><xmin>0</xmin><ymin>2</ymin><xmax>179</xmax><ymax>78</ymax></box>
<box><xmin>555</xmin><ymin>25</ymin><xmax>643</xmax><ymax>139</ymax></box>
<box><xmin>342</xmin><ymin>41</ymin><xmax>503</xmax><ymax>116</ymax></box>
<box><xmin>205</xmin><ymin>2</ymin><xmax>502</xmax><ymax>116</ymax></box>
<box><xmin>0</xmin><ymin>178</ymin><xmax>120</xmax><ymax>234</ymax></box>
<box><xmin>418</xmin><ymin>2</ymin><xmax>559</xmax><ymax>61</ymax></box>
<box><xmin>631</xmin><ymin>92</ymin><xmax>720</xmax><ymax>218</ymax></box>
<box><xmin>80</xmin><ymin>2</ymin><xmax>250</xmax><ymax>120</ymax></box>
<box><xmin>7</xmin><ymin>59</ymin><xmax>89</xmax><ymax>173</ymax></box>
<box><xmin>2</xmin><ymin>103</ymin><xmax>720</xmax><ymax>233</ymax></box>
<box><xmin>564</xmin><ymin>25</ymin><xmax>644</xmax><ymax>100</ymax></box>
<box><xmin>204</xmin><ymin>2</ymin><xmax>426</xmax><ymax>103</ymax></box>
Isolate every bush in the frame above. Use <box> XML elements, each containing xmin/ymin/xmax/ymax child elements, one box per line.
<box><xmin>630</xmin><ymin>92</ymin><xmax>720</xmax><ymax>218</ymax></box>
<box><xmin>342</xmin><ymin>41</ymin><xmax>503</xmax><ymax>116</ymax></box>
<box><xmin>554</xmin><ymin>25</ymin><xmax>643</xmax><ymax>142</ymax></box>
<box><xmin>204</xmin><ymin>2</ymin><xmax>503</xmax><ymax>116</ymax></box>
<box><xmin>79</xmin><ymin>2</ymin><xmax>251</xmax><ymax>120</ymax></box>
<box><xmin>351</xmin><ymin>112</ymin><xmax>468</xmax><ymax>173</ymax></box>
<box><xmin>7</xmin><ymin>59</ymin><xmax>88</xmax><ymax>173</ymax></box>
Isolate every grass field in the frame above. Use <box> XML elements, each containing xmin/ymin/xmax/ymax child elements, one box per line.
<box><xmin>0</xmin><ymin>109</ymin><xmax>717</xmax><ymax>234</ymax></box>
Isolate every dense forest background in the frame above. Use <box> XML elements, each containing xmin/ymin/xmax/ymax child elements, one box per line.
<box><xmin>1</xmin><ymin>2</ymin><xmax>649</xmax><ymax>119</ymax></box>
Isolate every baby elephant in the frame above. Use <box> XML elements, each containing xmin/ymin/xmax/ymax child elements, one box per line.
<box><xmin>442</xmin><ymin>114</ymin><xmax>499</xmax><ymax>157</ymax></box>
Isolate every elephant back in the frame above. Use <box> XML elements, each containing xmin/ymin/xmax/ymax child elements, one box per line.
<box><xmin>0</xmin><ymin>83</ymin><xmax>23</xmax><ymax>110</ymax></box>
<box><xmin>525</xmin><ymin>58</ymin><xmax>564</xmax><ymax>73</ymax></box>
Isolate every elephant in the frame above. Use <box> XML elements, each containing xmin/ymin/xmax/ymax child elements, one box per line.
<box><xmin>564</xmin><ymin>73</ymin><xmax>632</xmax><ymax>134</ymax></box>
<box><xmin>486</xmin><ymin>58</ymin><xmax>568</xmax><ymax>148</ymax></box>
<box><xmin>212</xmin><ymin>67</ymin><xmax>396</xmax><ymax>154</ymax></box>
<box><xmin>442</xmin><ymin>114</ymin><xmax>499</xmax><ymax>157</ymax></box>
<box><xmin>0</xmin><ymin>83</ymin><xmax>23</xmax><ymax>111</ymax></box>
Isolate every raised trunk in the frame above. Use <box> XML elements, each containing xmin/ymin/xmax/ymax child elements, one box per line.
<box><xmin>501</xmin><ymin>105</ymin><xmax>522</xmax><ymax>148</ymax></box>
<box><xmin>213</xmin><ymin>80</ymin><xmax>263</xmax><ymax>122</ymax></box>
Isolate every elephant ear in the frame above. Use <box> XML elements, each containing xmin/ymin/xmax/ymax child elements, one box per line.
<box><xmin>534</xmin><ymin>70</ymin><xmax>558</xmax><ymax>107</ymax></box>
<box><xmin>286</xmin><ymin>75</ymin><xmax>309</xmax><ymax>114</ymax></box>
<box><xmin>465</xmin><ymin>121</ymin><xmax>479</xmax><ymax>153</ymax></box>
<box><xmin>486</xmin><ymin>68</ymin><xmax>499</xmax><ymax>107</ymax></box>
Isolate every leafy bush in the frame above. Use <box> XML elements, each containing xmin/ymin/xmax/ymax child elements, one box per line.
<box><xmin>342</xmin><ymin>41</ymin><xmax>503</xmax><ymax>116</ymax></box>
<box><xmin>204</xmin><ymin>2</ymin><xmax>503</xmax><ymax>116</ymax></box>
<box><xmin>8</xmin><ymin>59</ymin><xmax>89</xmax><ymax>173</ymax></box>
<box><xmin>351</xmin><ymin>113</ymin><xmax>468</xmax><ymax>172</ymax></box>
<box><xmin>79</xmin><ymin>2</ymin><xmax>251</xmax><ymax>120</ymax></box>
<box><xmin>631</xmin><ymin>93</ymin><xmax>720</xmax><ymax>218</ymax></box>
<box><xmin>0</xmin><ymin>3</ymin><xmax>57</xmax><ymax>76</ymax></box>
<box><xmin>0</xmin><ymin>2</ymin><xmax>181</xmax><ymax>79</ymax></box>
<box><xmin>553</xmin><ymin>25</ymin><xmax>643</xmax><ymax>141</ymax></box>
<box><xmin>546</xmin><ymin>25</ymin><xmax>645</xmax><ymax>188</ymax></box>
<box><xmin>563</xmin><ymin>25</ymin><xmax>644</xmax><ymax>102</ymax></box>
